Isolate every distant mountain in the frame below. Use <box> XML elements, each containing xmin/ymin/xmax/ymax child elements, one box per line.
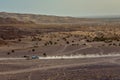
<box><xmin>0</xmin><ymin>17</ymin><xmax>35</xmax><ymax>40</ymax></box>
<box><xmin>0</xmin><ymin>17</ymin><xmax>34</xmax><ymax>24</ymax></box>
<box><xmin>0</xmin><ymin>12</ymin><xmax>94</xmax><ymax>24</ymax></box>
<box><xmin>0</xmin><ymin>12</ymin><xmax>120</xmax><ymax>24</ymax></box>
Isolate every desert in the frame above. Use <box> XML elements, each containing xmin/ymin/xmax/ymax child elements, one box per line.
<box><xmin>0</xmin><ymin>12</ymin><xmax>119</xmax><ymax>80</ymax></box>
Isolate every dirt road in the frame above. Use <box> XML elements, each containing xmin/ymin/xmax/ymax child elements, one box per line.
<box><xmin>0</xmin><ymin>55</ymin><xmax>119</xmax><ymax>75</ymax></box>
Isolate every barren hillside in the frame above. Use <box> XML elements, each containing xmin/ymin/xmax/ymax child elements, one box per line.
<box><xmin>0</xmin><ymin>12</ymin><xmax>117</xmax><ymax>24</ymax></box>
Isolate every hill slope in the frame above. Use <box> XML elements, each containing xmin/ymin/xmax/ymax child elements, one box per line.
<box><xmin>0</xmin><ymin>17</ymin><xmax>34</xmax><ymax>24</ymax></box>
<box><xmin>0</xmin><ymin>12</ymin><xmax>94</xmax><ymax>24</ymax></box>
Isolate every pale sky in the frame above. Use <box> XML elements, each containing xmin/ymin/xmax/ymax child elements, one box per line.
<box><xmin>0</xmin><ymin>0</ymin><xmax>120</xmax><ymax>17</ymax></box>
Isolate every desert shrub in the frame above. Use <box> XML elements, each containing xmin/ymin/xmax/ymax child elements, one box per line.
<box><xmin>38</xmin><ymin>38</ymin><xmax>42</xmax><ymax>41</ymax></box>
<box><xmin>72</xmin><ymin>40</ymin><xmax>74</xmax><ymax>43</ymax></box>
<box><xmin>119</xmin><ymin>43</ymin><xmax>120</xmax><ymax>46</ymax></box>
<box><xmin>43</xmin><ymin>53</ymin><xmax>47</xmax><ymax>57</ymax></box>
<box><xmin>109</xmin><ymin>43</ymin><xmax>112</xmax><ymax>46</ymax></box>
<box><xmin>83</xmin><ymin>53</ymin><xmax>87</xmax><ymax>55</ymax></box>
<box><xmin>44</xmin><ymin>43</ymin><xmax>47</xmax><ymax>46</ymax></box>
<box><xmin>23</xmin><ymin>55</ymin><xmax>27</xmax><ymax>57</ymax></box>
<box><xmin>62</xmin><ymin>37</ymin><xmax>67</xmax><ymax>41</ymax></box>
<box><xmin>93</xmin><ymin>36</ymin><xmax>106</xmax><ymax>41</ymax></box>
<box><xmin>54</xmin><ymin>42</ymin><xmax>57</xmax><ymax>45</ymax></box>
<box><xmin>7</xmin><ymin>52</ymin><xmax>11</xmax><ymax>55</ymax></box>
<box><xmin>86</xmin><ymin>39</ymin><xmax>92</xmax><ymax>42</ymax></box>
<box><xmin>102</xmin><ymin>44</ymin><xmax>105</xmax><ymax>46</ymax></box>
<box><xmin>66</xmin><ymin>41</ymin><xmax>69</xmax><ymax>44</ymax></box>
<box><xmin>113</xmin><ymin>43</ymin><xmax>117</xmax><ymax>46</ymax></box>
<box><xmin>32</xmin><ymin>49</ymin><xmax>35</xmax><ymax>52</ymax></box>
<box><xmin>83</xmin><ymin>43</ymin><xmax>86</xmax><ymax>45</ymax></box>
<box><xmin>93</xmin><ymin>36</ymin><xmax>120</xmax><ymax>42</ymax></box>
<box><xmin>49</xmin><ymin>41</ymin><xmax>53</xmax><ymax>45</ymax></box>
<box><xmin>35</xmin><ymin>42</ymin><xmax>39</xmax><ymax>46</ymax></box>
<box><xmin>11</xmin><ymin>50</ymin><xmax>15</xmax><ymax>53</ymax></box>
<box><xmin>104</xmin><ymin>40</ymin><xmax>112</xmax><ymax>43</ymax></box>
<box><xmin>18</xmin><ymin>38</ymin><xmax>21</xmax><ymax>42</ymax></box>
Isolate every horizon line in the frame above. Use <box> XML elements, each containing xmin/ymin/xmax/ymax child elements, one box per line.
<box><xmin>1</xmin><ymin>11</ymin><xmax>120</xmax><ymax>18</ymax></box>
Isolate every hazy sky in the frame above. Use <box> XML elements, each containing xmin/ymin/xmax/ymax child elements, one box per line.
<box><xmin>0</xmin><ymin>0</ymin><xmax>120</xmax><ymax>17</ymax></box>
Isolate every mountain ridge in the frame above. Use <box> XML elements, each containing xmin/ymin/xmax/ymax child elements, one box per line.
<box><xmin>0</xmin><ymin>12</ymin><xmax>120</xmax><ymax>24</ymax></box>
<box><xmin>0</xmin><ymin>12</ymin><xmax>95</xmax><ymax>24</ymax></box>
<box><xmin>0</xmin><ymin>17</ymin><xmax>34</xmax><ymax>24</ymax></box>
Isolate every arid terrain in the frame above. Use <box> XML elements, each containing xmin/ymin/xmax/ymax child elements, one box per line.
<box><xmin>0</xmin><ymin>12</ymin><xmax>120</xmax><ymax>80</ymax></box>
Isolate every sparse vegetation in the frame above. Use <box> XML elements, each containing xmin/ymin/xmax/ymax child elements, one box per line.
<box><xmin>54</xmin><ymin>42</ymin><xmax>57</xmax><ymax>45</ymax></box>
<box><xmin>0</xmin><ymin>12</ymin><xmax>120</xmax><ymax>80</ymax></box>
<box><xmin>66</xmin><ymin>41</ymin><xmax>69</xmax><ymax>44</ymax></box>
<box><xmin>7</xmin><ymin>52</ymin><xmax>11</xmax><ymax>55</ymax></box>
<box><xmin>32</xmin><ymin>49</ymin><xmax>35</xmax><ymax>52</ymax></box>
<box><xmin>18</xmin><ymin>38</ymin><xmax>21</xmax><ymax>42</ymax></box>
<box><xmin>11</xmin><ymin>50</ymin><xmax>15</xmax><ymax>53</ymax></box>
<box><xmin>83</xmin><ymin>43</ymin><xmax>86</xmax><ymax>45</ymax></box>
<box><xmin>43</xmin><ymin>53</ymin><xmax>47</xmax><ymax>57</ymax></box>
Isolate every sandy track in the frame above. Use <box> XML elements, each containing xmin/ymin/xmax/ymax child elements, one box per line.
<box><xmin>0</xmin><ymin>58</ymin><xmax>25</xmax><ymax>61</ymax></box>
<box><xmin>0</xmin><ymin>42</ymin><xmax>120</xmax><ymax>75</ymax></box>
<box><xmin>0</xmin><ymin>59</ymin><xmax>107</xmax><ymax>75</ymax></box>
<box><xmin>57</xmin><ymin>43</ymin><xmax>92</xmax><ymax>55</ymax></box>
<box><xmin>0</xmin><ymin>54</ymin><xmax>120</xmax><ymax>60</ymax></box>
<box><xmin>0</xmin><ymin>55</ymin><xmax>119</xmax><ymax>75</ymax></box>
<box><xmin>39</xmin><ymin>54</ymin><xmax>120</xmax><ymax>59</ymax></box>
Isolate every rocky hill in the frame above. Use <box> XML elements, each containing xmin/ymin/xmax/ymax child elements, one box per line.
<box><xmin>0</xmin><ymin>12</ymin><xmax>97</xmax><ymax>24</ymax></box>
<box><xmin>0</xmin><ymin>17</ymin><xmax>34</xmax><ymax>24</ymax></box>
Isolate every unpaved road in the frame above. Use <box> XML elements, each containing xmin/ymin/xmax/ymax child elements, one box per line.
<box><xmin>0</xmin><ymin>58</ymin><xmax>25</xmax><ymax>61</ymax></box>
<box><xmin>0</xmin><ymin>61</ymin><xmax>103</xmax><ymax>75</ymax></box>
<box><xmin>0</xmin><ymin>54</ymin><xmax>120</xmax><ymax>60</ymax></box>
<box><xmin>0</xmin><ymin>42</ymin><xmax>120</xmax><ymax>76</ymax></box>
<box><xmin>0</xmin><ymin>55</ymin><xmax>119</xmax><ymax>75</ymax></box>
<box><xmin>56</xmin><ymin>42</ymin><xmax>92</xmax><ymax>55</ymax></box>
